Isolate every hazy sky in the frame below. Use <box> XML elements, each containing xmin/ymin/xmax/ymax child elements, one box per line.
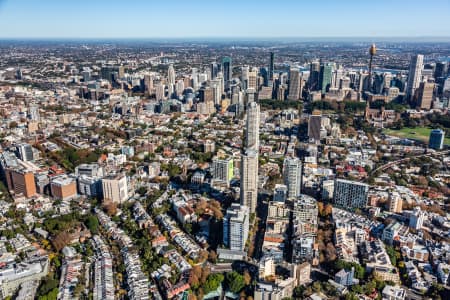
<box><xmin>1</xmin><ymin>0</ymin><xmax>450</xmax><ymax>38</ymax></box>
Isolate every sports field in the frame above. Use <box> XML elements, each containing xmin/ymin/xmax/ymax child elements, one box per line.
<box><xmin>383</xmin><ymin>127</ymin><xmax>450</xmax><ymax>145</ymax></box>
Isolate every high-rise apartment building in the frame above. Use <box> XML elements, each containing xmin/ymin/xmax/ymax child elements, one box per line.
<box><xmin>288</xmin><ymin>69</ymin><xmax>301</xmax><ymax>100</ymax></box>
<box><xmin>245</xmin><ymin>102</ymin><xmax>260</xmax><ymax>151</ymax></box>
<box><xmin>167</xmin><ymin>64</ymin><xmax>175</xmax><ymax>86</ymax></box>
<box><xmin>406</xmin><ymin>54</ymin><xmax>424</xmax><ymax>101</ymax></box>
<box><xmin>409</xmin><ymin>207</ymin><xmax>425</xmax><ymax>230</ymax></box>
<box><xmin>429</xmin><ymin>129</ymin><xmax>444</xmax><ymax>150</ymax></box>
<box><xmin>155</xmin><ymin>83</ymin><xmax>165</xmax><ymax>101</ymax></box>
<box><xmin>416</xmin><ymin>81</ymin><xmax>434</xmax><ymax>110</ymax></box>
<box><xmin>102</xmin><ymin>174</ymin><xmax>128</xmax><ymax>204</ymax></box>
<box><xmin>388</xmin><ymin>192</ymin><xmax>403</xmax><ymax>213</ymax></box>
<box><xmin>223</xmin><ymin>203</ymin><xmax>249</xmax><ymax>251</ymax></box>
<box><xmin>308</xmin><ymin>112</ymin><xmax>322</xmax><ymax>142</ymax></box>
<box><xmin>212</xmin><ymin>156</ymin><xmax>234</xmax><ymax>187</ymax></box>
<box><xmin>333</xmin><ymin>179</ymin><xmax>369</xmax><ymax>209</ymax></box>
<box><xmin>283</xmin><ymin>157</ymin><xmax>302</xmax><ymax>199</ymax></box>
<box><xmin>248</xmin><ymin>68</ymin><xmax>258</xmax><ymax>90</ymax></box>
<box><xmin>293</xmin><ymin>194</ymin><xmax>318</xmax><ymax>236</ymax></box>
<box><xmin>240</xmin><ymin>149</ymin><xmax>259</xmax><ymax>213</ymax></box>
<box><xmin>15</xmin><ymin>143</ymin><xmax>34</xmax><ymax>162</ymax></box>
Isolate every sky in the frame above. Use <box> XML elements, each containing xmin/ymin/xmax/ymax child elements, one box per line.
<box><xmin>0</xmin><ymin>0</ymin><xmax>450</xmax><ymax>39</ymax></box>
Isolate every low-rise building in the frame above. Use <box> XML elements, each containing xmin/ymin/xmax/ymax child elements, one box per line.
<box><xmin>382</xmin><ymin>285</ymin><xmax>406</xmax><ymax>300</ymax></box>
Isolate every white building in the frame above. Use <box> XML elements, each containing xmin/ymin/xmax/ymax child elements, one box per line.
<box><xmin>409</xmin><ymin>207</ymin><xmax>424</xmax><ymax>230</ymax></box>
<box><xmin>240</xmin><ymin>149</ymin><xmax>259</xmax><ymax>213</ymax></box>
<box><xmin>382</xmin><ymin>285</ymin><xmax>406</xmax><ymax>300</ymax></box>
<box><xmin>212</xmin><ymin>156</ymin><xmax>234</xmax><ymax>187</ymax></box>
<box><xmin>322</xmin><ymin>179</ymin><xmax>334</xmax><ymax>200</ymax></box>
<box><xmin>437</xmin><ymin>263</ymin><xmax>450</xmax><ymax>285</ymax></box>
<box><xmin>245</xmin><ymin>101</ymin><xmax>260</xmax><ymax>151</ymax></box>
<box><xmin>102</xmin><ymin>174</ymin><xmax>128</xmax><ymax>204</ymax></box>
<box><xmin>406</xmin><ymin>54</ymin><xmax>424</xmax><ymax>100</ymax></box>
<box><xmin>283</xmin><ymin>157</ymin><xmax>302</xmax><ymax>199</ymax></box>
<box><xmin>223</xmin><ymin>203</ymin><xmax>249</xmax><ymax>251</ymax></box>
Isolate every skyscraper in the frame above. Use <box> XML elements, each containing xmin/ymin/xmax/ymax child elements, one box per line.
<box><xmin>144</xmin><ymin>74</ymin><xmax>154</xmax><ymax>94</ymax></box>
<box><xmin>245</xmin><ymin>101</ymin><xmax>260</xmax><ymax>151</ymax></box>
<box><xmin>283</xmin><ymin>157</ymin><xmax>302</xmax><ymax>199</ymax></box>
<box><xmin>434</xmin><ymin>61</ymin><xmax>448</xmax><ymax>80</ymax></box>
<box><xmin>167</xmin><ymin>64</ymin><xmax>175</xmax><ymax>97</ymax></box>
<box><xmin>248</xmin><ymin>68</ymin><xmax>258</xmax><ymax>90</ymax></box>
<box><xmin>416</xmin><ymin>81</ymin><xmax>434</xmax><ymax>110</ymax></box>
<box><xmin>210</xmin><ymin>62</ymin><xmax>219</xmax><ymax>80</ymax></box>
<box><xmin>155</xmin><ymin>83</ymin><xmax>165</xmax><ymax>101</ymax></box>
<box><xmin>222</xmin><ymin>57</ymin><xmax>232</xmax><ymax>88</ymax></box>
<box><xmin>406</xmin><ymin>54</ymin><xmax>424</xmax><ymax>101</ymax></box>
<box><xmin>223</xmin><ymin>203</ymin><xmax>249</xmax><ymax>251</ymax></box>
<box><xmin>288</xmin><ymin>68</ymin><xmax>302</xmax><ymax>100</ymax></box>
<box><xmin>168</xmin><ymin>64</ymin><xmax>175</xmax><ymax>86</ymax></box>
<box><xmin>429</xmin><ymin>129</ymin><xmax>444</xmax><ymax>150</ymax></box>
<box><xmin>319</xmin><ymin>63</ymin><xmax>333</xmax><ymax>94</ymax></box>
<box><xmin>240</xmin><ymin>149</ymin><xmax>258</xmax><ymax>213</ymax></box>
<box><xmin>269</xmin><ymin>52</ymin><xmax>275</xmax><ymax>81</ymax></box>
<box><xmin>175</xmin><ymin>80</ymin><xmax>185</xmax><ymax>97</ymax></box>
<box><xmin>309</xmin><ymin>60</ymin><xmax>320</xmax><ymax>91</ymax></box>
<box><xmin>333</xmin><ymin>179</ymin><xmax>369</xmax><ymax>209</ymax></box>
<box><xmin>308</xmin><ymin>112</ymin><xmax>322</xmax><ymax>142</ymax></box>
<box><xmin>367</xmin><ymin>44</ymin><xmax>377</xmax><ymax>93</ymax></box>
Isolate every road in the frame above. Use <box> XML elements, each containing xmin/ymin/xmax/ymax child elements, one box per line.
<box><xmin>401</xmin><ymin>285</ymin><xmax>424</xmax><ymax>300</ymax></box>
<box><xmin>369</xmin><ymin>149</ymin><xmax>450</xmax><ymax>177</ymax></box>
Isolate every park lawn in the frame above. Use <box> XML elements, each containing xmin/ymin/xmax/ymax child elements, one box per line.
<box><xmin>383</xmin><ymin>127</ymin><xmax>450</xmax><ymax>145</ymax></box>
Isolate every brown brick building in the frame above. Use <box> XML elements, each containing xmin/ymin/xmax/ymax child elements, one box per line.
<box><xmin>50</xmin><ymin>175</ymin><xmax>77</xmax><ymax>200</ymax></box>
<box><xmin>5</xmin><ymin>168</ymin><xmax>36</xmax><ymax>198</ymax></box>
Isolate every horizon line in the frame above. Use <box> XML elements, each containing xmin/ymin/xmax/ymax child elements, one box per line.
<box><xmin>1</xmin><ymin>36</ymin><xmax>450</xmax><ymax>41</ymax></box>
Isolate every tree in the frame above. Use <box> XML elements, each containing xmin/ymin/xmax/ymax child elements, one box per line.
<box><xmin>103</xmin><ymin>201</ymin><xmax>117</xmax><ymax>216</ymax></box>
<box><xmin>203</xmin><ymin>273</ymin><xmax>224</xmax><ymax>294</ymax></box>
<box><xmin>208</xmin><ymin>250</ymin><xmax>218</xmax><ymax>263</ymax></box>
<box><xmin>226</xmin><ymin>271</ymin><xmax>246</xmax><ymax>294</ymax></box>
<box><xmin>85</xmin><ymin>215</ymin><xmax>99</xmax><ymax>234</ymax></box>
<box><xmin>324</xmin><ymin>204</ymin><xmax>333</xmax><ymax>216</ymax></box>
<box><xmin>243</xmin><ymin>270</ymin><xmax>251</xmax><ymax>285</ymax></box>
<box><xmin>324</xmin><ymin>242</ymin><xmax>337</xmax><ymax>261</ymax></box>
<box><xmin>317</xmin><ymin>202</ymin><xmax>324</xmax><ymax>216</ymax></box>
<box><xmin>38</xmin><ymin>277</ymin><xmax>59</xmax><ymax>297</ymax></box>
<box><xmin>345</xmin><ymin>292</ymin><xmax>359</xmax><ymax>300</ymax></box>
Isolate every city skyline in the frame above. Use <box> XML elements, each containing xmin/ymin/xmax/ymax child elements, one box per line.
<box><xmin>1</xmin><ymin>0</ymin><xmax>450</xmax><ymax>39</ymax></box>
